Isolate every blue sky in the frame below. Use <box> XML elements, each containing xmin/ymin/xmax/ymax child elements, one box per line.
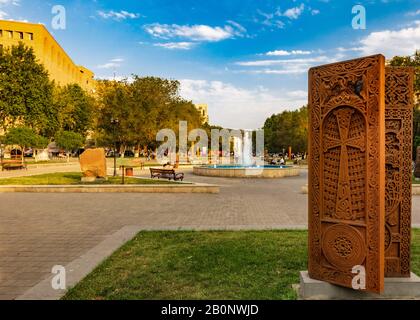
<box><xmin>1</xmin><ymin>0</ymin><xmax>419</xmax><ymax>129</ymax></box>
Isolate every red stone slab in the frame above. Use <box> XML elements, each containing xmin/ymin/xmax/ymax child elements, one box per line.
<box><xmin>308</xmin><ymin>55</ymin><xmax>386</xmax><ymax>293</ymax></box>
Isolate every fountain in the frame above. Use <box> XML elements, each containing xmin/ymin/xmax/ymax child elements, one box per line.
<box><xmin>193</xmin><ymin>130</ymin><xmax>300</xmax><ymax>178</ymax></box>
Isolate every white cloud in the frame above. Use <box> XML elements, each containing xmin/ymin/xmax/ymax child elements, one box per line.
<box><xmin>255</xmin><ymin>4</ymin><xmax>306</xmax><ymax>29</ymax></box>
<box><xmin>336</xmin><ymin>46</ymin><xmax>363</xmax><ymax>52</ymax></box>
<box><xmin>236</xmin><ymin>56</ymin><xmax>333</xmax><ymax>67</ymax></box>
<box><xmin>235</xmin><ymin>55</ymin><xmax>345</xmax><ymax>75</ymax></box>
<box><xmin>0</xmin><ymin>0</ymin><xmax>20</xmax><ymax>6</ymax></box>
<box><xmin>98</xmin><ymin>10</ymin><xmax>141</xmax><ymax>21</ymax></box>
<box><xmin>180</xmin><ymin>79</ymin><xmax>307</xmax><ymax>129</ymax></box>
<box><xmin>96</xmin><ymin>75</ymin><xmax>134</xmax><ymax>83</ymax></box>
<box><xmin>311</xmin><ymin>9</ymin><xmax>320</xmax><ymax>16</ymax></box>
<box><xmin>0</xmin><ymin>10</ymin><xmax>8</xmax><ymax>18</ymax></box>
<box><xmin>144</xmin><ymin>22</ymin><xmax>246</xmax><ymax>42</ymax></box>
<box><xmin>355</xmin><ymin>20</ymin><xmax>420</xmax><ymax>57</ymax></box>
<box><xmin>0</xmin><ymin>0</ymin><xmax>19</xmax><ymax>18</ymax></box>
<box><xmin>407</xmin><ymin>10</ymin><xmax>420</xmax><ymax>16</ymax></box>
<box><xmin>97</xmin><ymin>58</ymin><xmax>124</xmax><ymax>69</ymax></box>
<box><xmin>256</xmin><ymin>9</ymin><xmax>285</xmax><ymax>29</ymax></box>
<box><xmin>154</xmin><ymin>42</ymin><xmax>195</xmax><ymax>50</ymax></box>
<box><xmin>266</xmin><ymin>49</ymin><xmax>313</xmax><ymax>56</ymax></box>
<box><xmin>282</xmin><ymin>4</ymin><xmax>305</xmax><ymax>20</ymax></box>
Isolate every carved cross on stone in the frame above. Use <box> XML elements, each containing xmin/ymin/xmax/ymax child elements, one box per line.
<box><xmin>324</xmin><ymin>108</ymin><xmax>366</xmax><ymax>220</ymax></box>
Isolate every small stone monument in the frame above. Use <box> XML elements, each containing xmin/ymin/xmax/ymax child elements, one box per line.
<box><xmin>79</xmin><ymin>148</ymin><xmax>107</xmax><ymax>182</ymax></box>
<box><xmin>415</xmin><ymin>147</ymin><xmax>420</xmax><ymax>179</ymax></box>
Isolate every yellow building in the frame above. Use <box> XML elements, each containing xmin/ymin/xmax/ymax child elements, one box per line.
<box><xmin>195</xmin><ymin>103</ymin><xmax>209</xmax><ymax>124</ymax></box>
<box><xmin>0</xmin><ymin>20</ymin><xmax>95</xmax><ymax>93</ymax></box>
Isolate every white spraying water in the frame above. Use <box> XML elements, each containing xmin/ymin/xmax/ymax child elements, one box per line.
<box><xmin>234</xmin><ymin>136</ymin><xmax>243</xmax><ymax>165</ymax></box>
<box><xmin>243</xmin><ymin>131</ymin><xmax>253</xmax><ymax>166</ymax></box>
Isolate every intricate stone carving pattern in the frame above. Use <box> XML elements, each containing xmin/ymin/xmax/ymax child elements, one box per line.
<box><xmin>384</xmin><ymin>67</ymin><xmax>414</xmax><ymax>277</ymax></box>
<box><xmin>308</xmin><ymin>55</ymin><xmax>385</xmax><ymax>293</ymax></box>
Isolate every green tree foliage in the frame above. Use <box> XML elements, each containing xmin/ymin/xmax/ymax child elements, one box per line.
<box><xmin>0</xmin><ymin>43</ymin><xmax>55</xmax><ymax>135</ymax></box>
<box><xmin>264</xmin><ymin>106</ymin><xmax>308</xmax><ymax>154</ymax></box>
<box><xmin>5</xmin><ymin>127</ymin><xmax>48</xmax><ymax>151</ymax></box>
<box><xmin>95</xmin><ymin>77</ymin><xmax>203</xmax><ymax>154</ymax></box>
<box><xmin>53</xmin><ymin>84</ymin><xmax>95</xmax><ymax>135</ymax></box>
<box><xmin>388</xmin><ymin>50</ymin><xmax>420</xmax><ymax>158</ymax></box>
<box><xmin>55</xmin><ymin>130</ymin><xmax>85</xmax><ymax>153</ymax></box>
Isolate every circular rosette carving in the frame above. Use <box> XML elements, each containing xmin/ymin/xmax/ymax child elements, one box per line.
<box><xmin>322</xmin><ymin>224</ymin><xmax>366</xmax><ymax>271</ymax></box>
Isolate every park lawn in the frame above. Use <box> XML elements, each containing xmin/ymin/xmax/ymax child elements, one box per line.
<box><xmin>0</xmin><ymin>172</ymin><xmax>177</xmax><ymax>185</ymax></box>
<box><xmin>63</xmin><ymin>229</ymin><xmax>420</xmax><ymax>300</ymax></box>
<box><xmin>413</xmin><ymin>175</ymin><xmax>420</xmax><ymax>184</ymax></box>
<box><xmin>64</xmin><ymin>230</ymin><xmax>307</xmax><ymax>300</ymax></box>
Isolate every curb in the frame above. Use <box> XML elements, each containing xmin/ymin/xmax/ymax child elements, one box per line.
<box><xmin>413</xmin><ymin>184</ymin><xmax>420</xmax><ymax>195</ymax></box>
<box><xmin>0</xmin><ymin>183</ymin><xmax>219</xmax><ymax>194</ymax></box>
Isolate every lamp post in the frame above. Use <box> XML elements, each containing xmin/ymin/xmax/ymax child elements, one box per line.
<box><xmin>111</xmin><ymin>118</ymin><xmax>119</xmax><ymax>177</ymax></box>
<box><xmin>0</xmin><ymin>143</ymin><xmax>4</xmax><ymax>166</ymax></box>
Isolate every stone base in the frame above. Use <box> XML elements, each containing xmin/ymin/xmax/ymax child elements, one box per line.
<box><xmin>299</xmin><ymin>271</ymin><xmax>420</xmax><ymax>300</ymax></box>
<box><xmin>81</xmin><ymin>177</ymin><xmax>107</xmax><ymax>183</ymax></box>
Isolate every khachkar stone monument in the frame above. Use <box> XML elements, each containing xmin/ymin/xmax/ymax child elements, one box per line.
<box><xmin>415</xmin><ymin>146</ymin><xmax>420</xmax><ymax>179</ymax></box>
<box><xmin>302</xmin><ymin>54</ymin><xmax>418</xmax><ymax>299</ymax></box>
<box><xmin>384</xmin><ymin>67</ymin><xmax>414</xmax><ymax>277</ymax></box>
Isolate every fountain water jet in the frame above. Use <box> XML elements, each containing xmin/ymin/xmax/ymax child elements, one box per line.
<box><xmin>243</xmin><ymin>131</ymin><xmax>253</xmax><ymax>166</ymax></box>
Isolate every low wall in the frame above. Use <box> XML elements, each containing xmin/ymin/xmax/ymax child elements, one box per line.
<box><xmin>193</xmin><ymin>166</ymin><xmax>300</xmax><ymax>178</ymax></box>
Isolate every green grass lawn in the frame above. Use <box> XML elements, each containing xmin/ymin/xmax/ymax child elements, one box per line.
<box><xmin>0</xmin><ymin>172</ymin><xmax>177</xmax><ymax>185</ymax></box>
<box><xmin>413</xmin><ymin>174</ymin><xmax>420</xmax><ymax>184</ymax></box>
<box><xmin>62</xmin><ymin>229</ymin><xmax>420</xmax><ymax>300</ymax></box>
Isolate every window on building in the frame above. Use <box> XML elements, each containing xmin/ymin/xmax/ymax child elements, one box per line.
<box><xmin>6</xmin><ymin>30</ymin><xmax>13</xmax><ymax>39</ymax></box>
<box><xmin>17</xmin><ymin>32</ymin><xmax>24</xmax><ymax>40</ymax></box>
<box><xmin>27</xmin><ymin>33</ymin><xmax>34</xmax><ymax>40</ymax></box>
<box><xmin>0</xmin><ymin>30</ymin><xmax>3</xmax><ymax>37</ymax></box>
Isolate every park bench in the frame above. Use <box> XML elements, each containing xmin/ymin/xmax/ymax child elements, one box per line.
<box><xmin>150</xmin><ymin>168</ymin><xmax>184</xmax><ymax>181</ymax></box>
<box><xmin>1</xmin><ymin>160</ymin><xmax>27</xmax><ymax>171</ymax></box>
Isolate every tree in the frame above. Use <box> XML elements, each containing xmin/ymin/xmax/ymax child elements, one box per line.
<box><xmin>53</xmin><ymin>84</ymin><xmax>95</xmax><ymax>135</ymax></box>
<box><xmin>0</xmin><ymin>43</ymin><xmax>56</xmax><ymax>135</ymax></box>
<box><xmin>95</xmin><ymin>76</ymin><xmax>203</xmax><ymax>156</ymax></box>
<box><xmin>4</xmin><ymin>127</ymin><xmax>48</xmax><ymax>162</ymax></box>
<box><xmin>388</xmin><ymin>50</ymin><xmax>420</xmax><ymax>159</ymax></box>
<box><xmin>95</xmin><ymin>80</ymin><xmax>133</xmax><ymax>155</ymax></box>
<box><xmin>264</xmin><ymin>106</ymin><xmax>308</xmax><ymax>154</ymax></box>
<box><xmin>55</xmin><ymin>131</ymin><xmax>85</xmax><ymax>161</ymax></box>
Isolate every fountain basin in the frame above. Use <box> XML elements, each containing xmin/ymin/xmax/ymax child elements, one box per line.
<box><xmin>193</xmin><ymin>165</ymin><xmax>300</xmax><ymax>178</ymax></box>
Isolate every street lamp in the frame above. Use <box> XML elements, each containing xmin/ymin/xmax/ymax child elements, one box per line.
<box><xmin>0</xmin><ymin>143</ymin><xmax>4</xmax><ymax>166</ymax></box>
<box><xmin>111</xmin><ymin>118</ymin><xmax>119</xmax><ymax>177</ymax></box>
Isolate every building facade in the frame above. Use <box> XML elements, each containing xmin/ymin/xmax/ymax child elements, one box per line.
<box><xmin>0</xmin><ymin>20</ymin><xmax>95</xmax><ymax>93</ymax></box>
<box><xmin>195</xmin><ymin>103</ymin><xmax>209</xmax><ymax>124</ymax></box>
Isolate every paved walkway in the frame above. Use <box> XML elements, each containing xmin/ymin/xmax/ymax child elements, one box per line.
<box><xmin>0</xmin><ymin>167</ymin><xmax>419</xmax><ymax>299</ymax></box>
